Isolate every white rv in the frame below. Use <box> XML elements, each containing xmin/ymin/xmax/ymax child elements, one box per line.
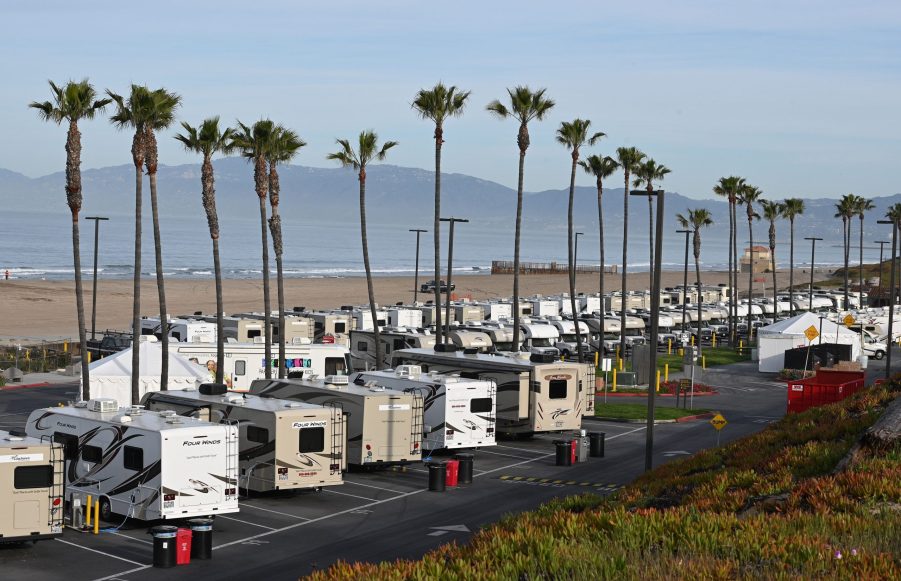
<box><xmin>250</xmin><ymin>375</ymin><xmax>424</xmax><ymax>466</ymax></box>
<box><xmin>520</xmin><ymin>322</ymin><xmax>560</xmax><ymax>357</ymax></box>
<box><xmin>529</xmin><ymin>298</ymin><xmax>559</xmax><ymax>318</ymax></box>
<box><xmin>26</xmin><ymin>400</ymin><xmax>239</xmax><ymax>522</ymax></box>
<box><xmin>232</xmin><ymin>312</ymin><xmax>316</xmax><ymax>344</ymax></box>
<box><xmin>170</xmin><ymin>342</ymin><xmax>352</xmax><ymax>392</ymax></box>
<box><xmin>308</xmin><ymin>310</ymin><xmax>355</xmax><ymax>347</ymax></box>
<box><xmin>547</xmin><ymin>319</ymin><xmax>591</xmax><ymax>359</ymax></box>
<box><xmin>0</xmin><ymin>430</ymin><xmax>63</xmax><ymax>543</ymax></box>
<box><xmin>447</xmin><ymin>329</ymin><xmax>493</xmax><ymax>353</ymax></box>
<box><xmin>141</xmin><ymin>386</ymin><xmax>345</xmax><ymax>492</ymax></box>
<box><xmin>391</xmin><ymin>348</ymin><xmax>594</xmax><ymax>435</ymax></box>
<box><xmin>349</xmin><ymin>328</ymin><xmax>437</xmax><ymax>370</ymax></box>
<box><xmin>353</xmin><ymin>366</ymin><xmax>496</xmax><ymax>451</ymax></box>
<box><xmin>351</xmin><ymin>308</ymin><xmax>389</xmax><ymax>331</ymax></box>
<box><xmin>387</xmin><ymin>308</ymin><xmax>424</xmax><ymax>328</ymax></box>
<box><xmin>461</xmin><ymin>322</ymin><xmax>520</xmax><ymax>353</ymax></box>
<box><xmin>452</xmin><ymin>304</ymin><xmax>484</xmax><ymax>324</ymax></box>
<box><xmin>140</xmin><ymin>316</ymin><xmax>217</xmax><ymax>343</ymax></box>
<box><xmin>476</xmin><ymin>302</ymin><xmax>513</xmax><ymax>322</ymax></box>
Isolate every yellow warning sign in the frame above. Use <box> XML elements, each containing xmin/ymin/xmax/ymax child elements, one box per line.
<box><xmin>843</xmin><ymin>314</ymin><xmax>856</xmax><ymax>327</ymax></box>
<box><xmin>804</xmin><ymin>325</ymin><xmax>819</xmax><ymax>342</ymax></box>
<box><xmin>710</xmin><ymin>413</ymin><xmax>728</xmax><ymax>431</ymax></box>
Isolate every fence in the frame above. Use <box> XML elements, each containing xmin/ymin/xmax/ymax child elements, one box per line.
<box><xmin>0</xmin><ymin>340</ymin><xmax>75</xmax><ymax>374</ymax></box>
<box><xmin>491</xmin><ymin>261</ymin><xmax>618</xmax><ymax>275</ymax></box>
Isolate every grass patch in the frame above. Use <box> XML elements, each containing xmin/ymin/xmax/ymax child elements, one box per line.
<box><xmin>657</xmin><ymin>346</ymin><xmax>750</xmax><ymax>372</ymax></box>
<box><xmin>594</xmin><ymin>402</ymin><xmax>710</xmax><ymax>421</ymax></box>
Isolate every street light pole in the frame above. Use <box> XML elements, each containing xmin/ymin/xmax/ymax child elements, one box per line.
<box><xmin>84</xmin><ymin>216</ymin><xmax>109</xmax><ymax>340</ymax></box>
<box><xmin>876</xmin><ymin>240</ymin><xmax>890</xmax><ymax>290</ymax></box>
<box><xmin>804</xmin><ymin>237</ymin><xmax>823</xmax><ymax>313</ymax></box>
<box><xmin>409</xmin><ymin>228</ymin><xmax>427</xmax><ymax>304</ymax></box>
<box><xmin>440</xmin><ymin>217</ymin><xmax>468</xmax><ymax>341</ymax></box>
<box><xmin>877</xmin><ymin>221</ymin><xmax>896</xmax><ymax>380</ymax></box>
<box><xmin>574</xmin><ymin>231</ymin><xmax>583</xmax><ymax>296</ymax></box>
<box><xmin>677</xmin><ymin>229</ymin><xmax>691</xmax><ymax>334</ymax></box>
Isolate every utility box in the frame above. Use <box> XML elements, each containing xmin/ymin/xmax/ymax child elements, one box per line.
<box><xmin>683</xmin><ymin>346</ymin><xmax>699</xmax><ymax>365</ymax></box>
<box><xmin>632</xmin><ymin>345</ymin><xmax>651</xmax><ymax>385</ymax></box>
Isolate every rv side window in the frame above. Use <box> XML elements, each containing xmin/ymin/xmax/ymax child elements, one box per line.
<box><xmin>460</xmin><ymin>372</ymin><xmax>481</xmax><ymax>380</ymax></box>
<box><xmin>325</xmin><ymin>357</ymin><xmax>347</xmax><ymax>376</ymax></box>
<box><xmin>141</xmin><ymin>328</ymin><xmax>155</xmax><ymax>336</ymax></box>
<box><xmin>548</xmin><ymin>380</ymin><xmax>567</xmax><ymax>399</ymax></box>
<box><xmin>247</xmin><ymin>329</ymin><xmax>262</xmax><ymax>339</ymax></box>
<box><xmin>393</xmin><ymin>339</ymin><xmax>406</xmax><ymax>351</ymax></box>
<box><xmin>82</xmin><ymin>445</ymin><xmax>103</xmax><ymax>463</ymax></box>
<box><xmin>14</xmin><ymin>465</ymin><xmax>53</xmax><ymax>489</ymax></box>
<box><xmin>470</xmin><ymin>398</ymin><xmax>492</xmax><ymax>413</ymax></box>
<box><xmin>235</xmin><ymin>360</ymin><xmax>246</xmax><ymax>376</ymax></box>
<box><xmin>334</xmin><ymin>322</ymin><xmax>347</xmax><ymax>334</ymax></box>
<box><xmin>53</xmin><ymin>432</ymin><xmax>79</xmax><ymax>458</ymax></box>
<box><xmin>298</xmin><ymin>427</ymin><xmax>325</xmax><ymax>453</ymax></box>
<box><xmin>171</xmin><ymin>332</ymin><xmax>183</xmax><ymax>342</ymax></box>
<box><xmin>357</xmin><ymin>342</ymin><xmax>368</xmax><ymax>352</ymax></box>
<box><xmin>124</xmin><ymin>446</ymin><xmax>143</xmax><ymax>471</ymax></box>
<box><xmin>247</xmin><ymin>425</ymin><xmax>269</xmax><ymax>444</ymax></box>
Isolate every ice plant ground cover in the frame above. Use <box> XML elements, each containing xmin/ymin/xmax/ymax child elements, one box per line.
<box><xmin>310</xmin><ymin>380</ymin><xmax>901</xmax><ymax>580</ymax></box>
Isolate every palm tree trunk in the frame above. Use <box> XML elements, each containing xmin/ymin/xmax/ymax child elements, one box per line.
<box><xmin>731</xmin><ymin>202</ymin><xmax>738</xmax><ymax>345</ymax></box>
<box><xmin>620</xmin><ymin>169</ymin><xmax>630</xmax><ymax>359</ymax></box>
<box><xmin>789</xmin><ymin>219</ymin><xmax>795</xmax><ymax>318</ymax></box>
<box><xmin>747</xmin><ymin>218</ymin><xmax>753</xmax><ymax>342</ymax></box>
<box><xmin>149</xmin><ymin>170</ymin><xmax>168</xmax><ymax>390</ymax></box>
<box><xmin>130</xmin><ymin>136</ymin><xmax>143</xmax><ymax>406</ymax></box>
<box><xmin>859</xmin><ymin>216</ymin><xmax>864</xmax><ymax>307</ymax></box>
<box><xmin>433</xmin><ymin>129</ymin><xmax>443</xmax><ymax>343</ymax></box>
<box><xmin>648</xmin><ymin>194</ymin><xmax>654</xmax><ymax>293</ymax></box>
<box><xmin>269</xmin><ymin>162</ymin><xmax>286</xmax><ymax>379</ymax></box>
<box><xmin>694</xmin><ymin>236</ymin><xmax>703</xmax><ymax>358</ymax></box>
<box><xmin>212</xmin><ymin>237</ymin><xmax>224</xmax><ymax>384</ymax></box>
<box><xmin>567</xmin><ymin>154</ymin><xmax>583</xmax><ymax>362</ymax></box>
<box><xmin>258</xmin><ymin>193</ymin><xmax>272</xmax><ymax>379</ymax></box>
<box><xmin>843</xmin><ymin>218</ymin><xmax>850</xmax><ymax>310</ymax></box>
<box><xmin>71</xmin><ymin>213</ymin><xmax>90</xmax><ymax>399</ymax></box>
<box><xmin>597</xmin><ymin>182</ymin><xmax>605</xmax><ymax>354</ymax></box>
<box><xmin>359</xmin><ymin>170</ymin><xmax>382</xmax><ymax>369</ymax></box>
<box><xmin>512</xmin><ymin>140</ymin><xmax>527</xmax><ymax>353</ymax></box>
<box><xmin>726</xmin><ymin>201</ymin><xmax>734</xmax><ymax>343</ymax></box>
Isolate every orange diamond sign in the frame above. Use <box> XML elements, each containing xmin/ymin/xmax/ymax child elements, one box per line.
<box><xmin>804</xmin><ymin>325</ymin><xmax>819</xmax><ymax>342</ymax></box>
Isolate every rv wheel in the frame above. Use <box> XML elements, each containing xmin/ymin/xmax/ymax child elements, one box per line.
<box><xmin>875</xmin><ymin>350</ymin><xmax>885</xmax><ymax>360</ymax></box>
<box><xmin>98</xmin><ymin>497</ymin><xmax>112</xmax><ymax>522</ymax></box>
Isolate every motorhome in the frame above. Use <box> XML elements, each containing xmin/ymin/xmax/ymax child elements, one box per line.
<box><xmin>353</xmin><ymin>366</ymin><xmax>497</xmax><ymax>451</ymax></box>
<box><xmin>461</xmin><ymin>322</ymin><xmax>519</xmax><ymax>353</ymax></box>
<box><xmin>232</xmin><ymin>312</ymin><xmax>316</xmax><ymax>344</ymax></box>
<box><xmin>349</xmin><ymin>328</ymin><xmax>436</xmax><ymax>370</ymax></box>
<box><xmin>387</xmin><ymin>308</ymin><xmax>424</xmax><ymax>329</ymax></box>
<box><xmin>391</xmin><ymin>347</ymin><xmax>594</xmax><ymax>435</ymax></box>
<box><xmin>447</xmin><ymin>329</ymin><xmax>493</xmax><ymax>353</ymax></box>
<box><xmin>520</xmin><ymin>322</ymin><xmax>560</xmax><ymax>357</ymax></box>
<box><xmin>0</xmin><ymin>430</ymin><xmax>63</xmax><ymax>543</ymax></box>
<box><xmin>140</xmin><ymin>316</ymin><xmax>217</xmax><ymax>343</ymax></box>
<box><xmin>26</xmin><ymin>400</ymin><xmax>239</xmax><ymax>522</ymax></box>
<box><xmin>141</xmin><ymin>387</ymin><xmax>345</xmax><ymax>492</ymax></box>
<box><xmin>307</xmin><ymin>310</ymin><xmax>355</xmax><ymax>347</ymax></box>
<box><xmin>250</xmin><ymin>375</ymin><xmax>423</xmax><ymax>466</ymax></box>
<box><xmin>170</xmin><ymin>342</ymin><xmax>352</xmax><ymax>391</ymax></box>
<box><xmin>546</xmin><ymin>318</ymin><xmax>592</xmax><ymax>359</ymax></box>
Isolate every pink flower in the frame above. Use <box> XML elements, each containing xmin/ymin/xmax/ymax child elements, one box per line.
<box><xmin>834</xmin><ymin>551</ymin><xmax>842</xmax><ymax>560</ymax></box>
<box><xmin>850</xmin><ymin>549</ymin><xmax>858</xmax><ymax>557</ymax></box>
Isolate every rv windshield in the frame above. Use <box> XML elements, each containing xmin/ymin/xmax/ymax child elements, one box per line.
<box><xmin>560</xmin><ymin>333</ymin><xmax>578</xmax><ymax>343</ymax></box>
<box><xmin>531</xmin><ymin>338</ymin><xmax>554</xmax><ymax>347</ymax></box>
<box><xmin>493</xmin><ymin>341</ymin><xmax>514</xmax><ymax>352</ymax></box>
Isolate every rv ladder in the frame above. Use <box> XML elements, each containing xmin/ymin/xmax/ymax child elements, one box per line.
<box><xmin>487</xmin><ymin>379</ymin><xmax>497</xmax><ymax>432</ymax></box>
<box><xmin>409</xmin><ymin>391</ymin><xmax>424</xmax><ymax>455</ymax></box>
<box><xmin>48</xmin><ymin>441</ymin><xmax>64</xmax><ymax>531</ymax></box>
<box><xmin>327</xmin><ymin>403</ymin><xmax>344</xmax><ymax>475</ymax></box>
<box><xmin>223</xmin><ymin>420</ymin><xmax>240</xmax><ymax>490</ymax></box>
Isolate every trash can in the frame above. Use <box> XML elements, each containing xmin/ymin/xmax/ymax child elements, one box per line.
<box><xmin>176</xmin><ymin>528</ymin><xmax>192</xmax><ymax>565</ymax></box>
<box><xmin>575</xmin><ymin>435</ymin><xmax>590</xmax><ymax>463</ymax></box>
<box><xmin>554</xmin><ymin>440</ymin><xmax>572</xmax><ymax>466</ymax></box>
<box><xmin>428</xmin><ymin>462</ymin><xmax>447</xmax><ymax>492</ymax></box>
<box><xmin>589</xmin><ymin>432</ymin><xmax>605</xmax><ymax>457</ymax></box>
<box><xmin>150</xmin><ymin>525</ymin><xmax>179</xmax><ymax>568</ymax></box>
<box><xmin>571</xmin><ymin>439</ymin><xmax>578</xmax><ymax>464</ymax></box>
<box><xmin>454</xmin><ymin>453</ymin><xmax>474</xmax><ymax>485</ymax></box>
<box><xmin>188</xmin><ymin>518</ymin><xmax>214</xmax><ymax>560</ymax></box>
<box><xmin>445</xmin><ymin>459</ymin><xmax>459</xmax><ymax>487</ymax></box>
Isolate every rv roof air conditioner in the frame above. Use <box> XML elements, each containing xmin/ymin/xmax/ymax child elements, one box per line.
<box><xmin>224</xmin><ymin>394</ymin><xmax>245</xmax><ymax>405</ymax></box>
<box><xmin>165</xmin><ymin>416</ymin><xmax>183</xmax><ymax>424</ymax></box>
<box><xmin>157</xmin><ymin>410</ymin><xmax>177</xmax><ymax>418</ymax></box>
<box><xmin>114</xmin><ymin>415</ymin><xmax>133</xmax><ymax>423</ymax></box>
<box><xmin>324</xmin><ymin>375</ymin><xmax>349</xmax><ymax>386</ymax></box>
<box><xmin>434</xmin><ymin>343</ymin><xmax>457</xmax><ymax>353</ymax></box>
<box><xmin>199</xmin><ymin>383</ymin><xmax>228</xmax><ymax>396</ymax></box>
<box><xmin>284</xmin><ymin>402</ymin><xmax>304</xmax><ymax>408</ymax></box>
<box><xmin>89</xmin><ymin>399</ymin><xmax>119</xmax><ymax>413</ymax></box>
<box><xmin>4</xmin><ymin>435</ymin><xmax>24</xmax><ymax>442</ymax></box>
<box><xmin>126</xmin><ymin>405</ymin><xmax>145</xmax><ymax>415</ymax></box>
<box><xmin>395</xmin><ymin>365</ymin><xmax>422</xmax><ymax>377</ymax></box>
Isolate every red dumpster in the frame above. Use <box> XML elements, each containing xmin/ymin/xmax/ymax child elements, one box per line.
<box><xmin>445</xmin><ymin>459</ymin><xmax>459</xmax><ymax>487</ymax></box>
<box><xmin>786</xmin><ymin>369</ymin><xmax>865</xmax><ymax>414</ymax></box>
<box><xmin>176</xmin><ymin>528</ymin><xmax>192</xmax><ymax>565</ymax></box>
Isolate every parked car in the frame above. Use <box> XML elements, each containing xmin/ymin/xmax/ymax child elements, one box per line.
<box><xmin>85</xmin><ymin>330</ymin><xmax>132</xmax><ymax>360</ymax></box>
<box><xmin>420</xmin><ymin>279</ymin><xmax>455</xmax><ymax>293</ymax></box>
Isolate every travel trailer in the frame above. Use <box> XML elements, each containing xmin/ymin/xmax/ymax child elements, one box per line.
<box><xmin>195</xmin><ymin>315</ymin><xmax>269</xmax><ymax>343</ymax></box>
<box><xmin>387</xmin><ymin>308</ymin><xmax>424</xmax><ymax>329</ymax></box>
<box><xmin>232</xmin><ymin>312</ymin><xmax>316</xmax><ymax>344</ymax></box>
<box><xmin>140</xmin><ymin>316</ymin><xmax>217</xmax><ymax>343</ymax></box>
<box><xmin>352</xmin><ymin>366</ymin><xmax>496</xmax><ymax>451</ymax></box>
<box><xmin>26</xmin><ymin>400</ymin><xmax>239</xmax><ymax>521</ymax></box>
<box><xmin>529</xmin><ymin>298</ymin><xmax>559</xmax><ymax>318</ymax></box>
<box><xmin>452</xmin><ymin>304</ymin><xmax>484</xmax><ymax>324</ymax></box>
<box><xmin>391</xmin><ymin>347</ymin><xmax>594</xmax><ymax>435</ymax></box>
<box><xmin>349</xmin><ymin>328</ymin><xmax>436</xmax><ymax>370</ymax></box>
<box><xmin>475</xmin><ymin>302</ymin><xmax>513</xmax><ymax>322</ymax></box>
<box><xmin>545</xmin><ymin>318</ymin><xmax>592</xmax><ymax>359</ymax></box>
<box><xmin>447</xmin><ymin>329</ymin><xmax>493</xmax><ymax>353</ymax></box>
<box><xmin>250</xmin><ymin>375</ymin><xmax>423</xmax><ymax>466</ymax></box>
<box><xmin>307</xmin><ymin>310</ymin><xmax>355</xmax><ymax>347</ymax></box>
<box><xmin>170</xmin><ymin>342</ymin><xmax>352</xmax><ymax>391</ymax></box>
<box><xmin>141</xmin><ymin>387</ymin><xmax>345</xmax><ymax>493</ymax></box>
<box><xmin>461</xmin><ymin>322</ymin><xmax>520</xmax><ymax>353</ymax></box>
<box><xmin>0</xmin><ymin>430</ymin><xmax>63</xmax><ymax>543</ymax></box>
<box><xmin>350</xmin><ymin>308</ymin><xmax>389</xmax><ymax>331</ymax></box>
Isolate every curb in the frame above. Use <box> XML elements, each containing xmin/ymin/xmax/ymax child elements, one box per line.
<box><xmin>675</xmin><ymin>412</ymin><xmax>716</xmax><ymax>423</ymax></box>
<box><xmin>0</xmin><ymin>382</ymin><xmax>51</xmax><ymax>391</ymax></box>
<box><xmin>590</xmin><ymin>416</ymin><xmax>677</xmax><ymax>424</ymax></box>
<box><xmin>596</xmin><ymin>391</ymin><xmax>718</xmax><ymax>398</ymax></box>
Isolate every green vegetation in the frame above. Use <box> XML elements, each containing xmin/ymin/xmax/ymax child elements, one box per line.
<box><xmin>656</xmin><ymin>346</ymin><xmax>749</xmax><ymax>372</ymax></box>
<box><xmin>594</xmin><ymin>402</ymin><xmax>709</xmax><ymax>421</ymax></box>
<box><xmin>311</xmin><ymin>380</ymin><xmax>901</xmax><ymax>580</ymax></box>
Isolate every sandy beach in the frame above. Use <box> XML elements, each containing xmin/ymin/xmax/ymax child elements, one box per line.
<box><xmin>0</xmin><ymin>267</ymin><xmax>837</xmax><ymax>343</ymax></box>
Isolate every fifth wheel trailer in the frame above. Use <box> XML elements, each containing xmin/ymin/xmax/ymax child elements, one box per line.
<box><xmin>249</xmin><ymin>375</ymin><xmax>423</xmax><ymax>466</ymax></box>
<box><xmin>141</xmin><ymin>387</ymin><xmax>345</xmax><ymax>492</ymax></box>
<box><xmin>26</xmin><ymin>399</ymin><xmax>239</xmax><ymax>521</ymax></box>
<box><xmin>0</xmin><ymin>430</ymin><xmax>63</xmax><ymax>543</ymax></box>
<box><xmin>390</xmin><ymin>347</ymin><xmax>594</xmax><ymax>435</ymax></box>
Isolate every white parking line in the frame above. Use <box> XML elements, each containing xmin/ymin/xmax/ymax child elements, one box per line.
<box><xmin>495</xmin><ymin>444</ymin><xmax>551</xmax><ymax>454</ymax></box>
<box><xmin>605</xmin><ymin>425</ymin><xmax>648</xmax><ymax>440</ymax></box>
<box><xmin>240</xmin><ymin>502</ymin><xmax>311</xmax><ymax>520</ymax></box>
<box><xmin>108</xmin><ymin>531</ymin><xmax>152</xmax><ymax>545</ymax></box>
<box><xmin>91</xmin><ymin>564</ymin><xmax>153</xmax><ymax>581</ymax></box>
<box><xmin>325</xmin><ymin>488</ymin><xmax>378</xmax><ymax>502</ymax></box>
<box><xmin>343</xmin><ymin>479</ymin><xmax>407</xmax><ymax>495</ymax></box>
<box><xmin>55</xmin><ymin>538</ymin><xmax>148</xmax><ymax>567</ymax></box>
<box><xmin>217</xmin><ymin>515</ymin><xmax>277</xmax><ymax>530</ymax></box>
<box><xmin>474</xmin><ymin>452</ymin><xmax>555</xmax><ymax>477</ymax></box>
<box><xmin>476</xmin><ymin>449</ymin><xmax>535</xmax><ymax>460</ymax></box>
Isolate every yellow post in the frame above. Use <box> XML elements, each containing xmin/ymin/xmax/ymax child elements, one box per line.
<box><xmin>667</xmin><ymin>339</ymin><xmax>672</xmax><ymax>355</ymax></box>
<box><xmin>655</xmin><ymin>370</ymin><xmax>660</xmax><ymax>392</ymax></box>
<box><xmin>679</xmin><ymin>347</ymin><xmax>684</xmax><ymax>357</ymax></box>
<box><xmin>739</xmin><ymin>339</ymin><xmax>743</xmax><ymax>352</ymax></box>
<box><xmin>702</xmin><ymin>355</ymin><xmax>707</xmax><ymax>370</ymax></box>
<box><xmin>87</xmin><ymin>351</ymin><xmax>92</xmax><ymax>364</ymax></box>
<box><xmin>618</xmin><ymin>357</ymin><xmax>624</xmax><ymax>371</ymax></box>
<box><xmin>63</xmin><ymin>341</ymin><xmax>68</xmax><ymax>353</ymax></box>
<box><xmin>85</xmin><ymin>494</ymin><xmax>92</xmax><ymax>528</ymax></box>
<box><xmin>664</xmin><ymin>363</ymin><xmax>669</xmax><ymax>382</ymax></box>
<box><xmin>691</xmin><ymin>335</ymin><xmax>695</xmax><ymax>346</ymax></box>
<box><xmin>612</xmin><ymin>369</ymin><xmax>617</xmax><ymax>392</ymax></box>
<box><xmin>594</xmin><ymin>351</ymin><xmax>599</xmax><ymax>367</ymax></box>
<box><xmin>712</xmin><ymin>333</ymin><xmax>717</xmax><ymax>348</ymax></box>
<box><xmin>94</xmin><ymin>499</ymin><xmax>100</xmax><ymax>534</ymax></box>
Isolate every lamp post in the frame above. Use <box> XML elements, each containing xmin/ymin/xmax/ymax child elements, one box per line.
<box><xmin>877</xmin><ymin>221</ymin><xmax>896</xmax><ymax>380</ymax></box>
<box><xmin>804</xmin><ymin>237</ymin><xmax>823</xmax><ymax>313</ymax></box>
<box><xmin>876</xmin><ymin>240</ymin><xmax>890</xmax><ymax>290</ymax></box>
<box><xmin>409</xmin><ymin>228</ymin><xmax>427</xmax><ymax>304</ymax></box>
<box><xmin>676</xmin><ymin>229</ymin><xmax>691</xmax><ymax>335</ymax></box>
<box><xmin>630</xmin><ymin>189</ymin><xmax>665</xmax><ymax>472</ymax></box>
<box><xmin>84</xmin><ymin>216</ymin><xmax>109</xmax><ymax>340</ymax></box>
<box><xmin>574</xmin><ymin>231</ymin><xmax>583</xmax><ymax>295</ymax></box>
<box><xmin>440</xmin><ymin>217</ymin><xmax>468</xmax><ymax>341</ymax></box>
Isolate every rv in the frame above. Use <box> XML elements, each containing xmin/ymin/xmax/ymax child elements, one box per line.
<box><xmin>452</xmin><ymin>304</ymin><xmax>484</xmax><ymax>324</ymax></box>
<box><xmin>170</xmin><ymin>342</ymin><xmax>352</xmax><ymax>392</ymax></box>
<box><xmin>349</xmin><ymin>328</ymin><xmax>436</xmax><ymax>370</ymax></box>
<box><xmin>307</xmin><ymin>310</ymin><xmax>355</xmax><ymax>347</ymax></box>
<box><xmin>546</xmin><ymin>318</ymin><xmax>592</xmax><ymax>359</ymax></box>
<box><xmin>141</xmin><ymin>387</ymin><xmax>345</xmax><ymax>492</ymax></box>
<box><xmin>250</xmin><ymin>375</ymin><xmax>423</xmax><ymax>466</ymax></box>
<box><xmin>475</xmin><ymin>301</ymin><xmax>513</xmax><ymax>322</ymax></box>
<box><xmin>520</xmin><ymin>322</ymin><xmax>560</xmax><ymax>357</ymax></box>
<box><xmin>461</xmin><ymin>322</ymin><xmax>520</xmax><ymax>353</ymax></box>
<box><xmin>26</xmin><ymin>400</ymin><xmax>239</xmax><ymax>522</ymax></box>
<box><xmin>352</xmin><ymin>366</ymin><xmax>496</xmax><ymax>451</ymax></box>
<box><xmin>387</xmin><ymin>308</ymin><xmax>424</xmax><ymax>328</ymax></box>
<box><xmin>529</xmin><ymin>299</ymin><xmax>559</xmax><ymax>318</ymax></box>
<box><xmin>0</xmin><ymin>430</ymin><xmax>63</xmax><ymax>543</ymax></box>
<box><xmin>140</xmin><ymin>316</ymin><xmax>217</xmax><ymax>343</ymax></box>
<box><xmin>232</xmin><ymin>312</ymin><xmax>316</xmax><ymax>344</ymax></box>
<box><xmin>350</xmin><ymin>308</ymin><xmax>389</xmax><ymax>331</ymax></box>
<box><xmin>447</xmin><ymin>329</ymin><xmax>493</xmax><ymax>353</ymax></box>
<box><xmin>391</xmin><ymin>347</ymin><xmax>594</xmax><ymax>435</ymax></box>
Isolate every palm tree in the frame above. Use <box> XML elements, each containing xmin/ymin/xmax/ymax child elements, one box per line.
<box><xmin>328</xmin><ymin>132</ymin><xmax>397</xmax><ymax>370</ymax></box>
<box><xmin>855</xmin><ymin>196</ymin><xmax>875</xmax><ymax>306</ymax></box>
<box><xmin>614</xmin><ymin>146</ymin><xmax>646</xmax><ymax>357</ymax></box>
<box><xmin>412</xmin><ymin>83</ymin><xmax>471</xmax><ymax>344</ymax></box>
<box><xmin>781</xmin><ymin>198</ymin><xmax>805</xmax><ymax>318</ymax></box>
<box><xmin>738</xmin><ymin>184</ymin><xmax>762</xmax><ymax>338</ymax></box>
<box><xmin>713</xmin><ymin>176</ymin><xmax>744</xmax><ymax>343</ymax></box>
<box><xmin>174</xmin><ymin>117</ymin><xmax>233</xmax><ymax>384</ymax></box>
<box><xmin>267</xmin><ymin>125</ymin><xmax>306</xmax><ymax>378</ymax></box>
<box><xmin>886</xmin><ymin>204</ymin><xmax>901</xmax><ymax>306</ymax></box>
<box><xmin>108</xmin><ymin>85</ymin><xmax>154</xmax><ymax>404</ymax></box>
<box><xmin>676</xmin><ymin>209</ymin><xmax>713</xmax><ymax>356</ymax></box>
<box><xmin>760</xmin><ymin>200</ymin><xmax>784</xmax><ymax>319</ymax></box>
<box><xmin>834</xmin><ymin>194</ymin><xmax>858</xmax><ymax>310</ymax></box>
<box><xmin>30</xmin><ymin>80</ymin><xmax>110</xmax><ymax>401</ymax></box>
<box><xmin>232</xmin><ymin>120</ymin><xmax>275</xmax><ymax>378</ymax></box>
<box><xmin>579</xmin><ymin>155</ymin><xmax>619</xmax><ymax>354</ymax></box>
<box><xmin>142</xmin><ymin>88</ymin><xmax>181</xmax><ymax>390</ymax></box>
<box><xmin>556</xmin><ymin>120</ymin><xmax>604</xmax><ymax>362</ymax></box>
<box><xmin>632</xmin><ymin>159</ymin><xmax>671</xmax><ymax>290</ymax></box>
<box><xmin>487</xmin><ymin>87</ymin><xmax>555</xmax><ymax>353</ymax></box>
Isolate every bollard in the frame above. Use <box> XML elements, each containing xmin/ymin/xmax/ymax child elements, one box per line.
<box><xmin>712</xmin><ymin>333</ymin><xmax>717</xmax><ymax>347</ymax></box>
<box><xmin>594</xmin><ymin>351</ymin><xmax>599</xmax><ymax>367</ymax></box>
<box><xmin>655</xmin><ymin>370</ymin><xmax>660</xmax><ymax>393</ymax></box>
<box><xmin>667</xmin><ymin>339</ymin><xmax>672</xmax><ymax>355</ymax></box>
<box><xmin>589</xmin><ymin>432</ymin><xmax>606</xmax><ymax>457</ymax></box>
<box><xmin>188</xmin><ymin>518</ymin><xmax>214</xmax><ymax>560</ymax></box>
<box><xmin>691</xmin><ymin>335</ymin><xmax>695</xmax><ymax>346</ymax></box>
<box><xmin>702</xmin><ymin>355</ymin><xmax>707</xmax><ymax>370</ymax></box>
<box><xmin>87</xmin><ymin>351</ymin><xmax>92</xmax><ymax>364</ymax></box>
<box><xmin>739</xmin><ymin>340</ymin><xmax>743</xmax><ymax>353</ymax></box>
<box><xmin>150</xmin><ymin>526</ymin><xmax>179</xmax><ymax>568</ymax></box>
<box><xmin>664</xmin><ymin>363</ymin><xmax>669</xmax><ymax>383</ymax></box>
<box><xmin>428</xmin><ymin>462</ymin><xmax>447</xmax><ymax>492</ymax></box>
<box><xmin>679</xmin><ymin>347</ymin><xmax>684</xmax><ymax>357</ymax></box>
<box><xmin>94</xmin><ymin>499</ymin><xmax>99</xmax><ymax>535</ymax></box>
<box><xmin>454</xmin><ymin>453</ymin><xmax>474</xmax><ymax>485</ymax></box>
<box><xmin>85</xmin><ymin>494</ymin><xmax>92</xmax><ymax>528</ymax></box>
<box><xmin>612</xmin><ymin>368</ymin><xmax>617</xmax><ymax>392</ymax></box>
<box><xmin>554</xmin><ymin>440</ymin><xmax>573</xmax><ymax>466</ymax></box>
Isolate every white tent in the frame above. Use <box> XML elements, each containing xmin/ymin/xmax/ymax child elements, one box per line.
<box><xmin>83</xmin><ymin>336</ymin><xmax>209</xmax><ymax>406</ymax></box>
<box><xmin>757</xmin><ymin>312</ymin><xmax>862</xmax><ymax>373</ymax></box>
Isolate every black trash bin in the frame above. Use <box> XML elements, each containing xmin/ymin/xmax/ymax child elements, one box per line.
<box><xmin>554</xmin><ymin>440</ymin><xmax>572</xmax><ymax>466</ymax></box>
<box><xmin>188</xmin><ymin>518</ymin><xmax>214</xmax><ymax>560</ymax></box>
<box><xmin>150</xmin><ymin>525</ymin><xmax>178</xmax><ymax>568</ymax></box>
<box><xmin>454</xmin><ymin>453</ymin><xmax>474</xmax><ymax>485</ymax></box>
<box><xmin>589</xmin><ymin>432</ymin><xmax>606</xmax><ymax>458</ymax></box>
<box><xmin>428</xmin><ymin>461</ymin><xmax>447</xmax><ymax>492</ymax></box>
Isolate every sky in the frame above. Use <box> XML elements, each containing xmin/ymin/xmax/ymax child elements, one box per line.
<box><xmin>2</xmin><ymin>0</ymin><xmax>900</xmax><ymax>199</ymax></box>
